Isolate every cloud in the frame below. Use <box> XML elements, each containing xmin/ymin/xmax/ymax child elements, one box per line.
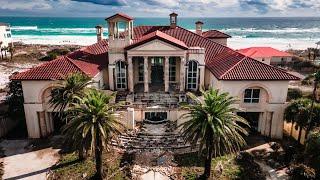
<box><xmin>0</xmin><ymin>0</ymin><xmax>52</xmax><ymax>10</ymax></box>
<box><xmin>70</xmin><ymin>0</ymin><xmax>127</xmax><ymax>6</ymax></box>
<box><xmin>0</xmin><ymin>0</ymin><xmax>320</xmax><ymax>17</ymax></box>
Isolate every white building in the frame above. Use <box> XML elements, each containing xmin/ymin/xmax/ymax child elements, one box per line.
<box><xmin>0</xmin><ymin>22</ymin><xmax>12</xmax><ymax>49</ymax></box>
<box><xmin>237</xmin><ymin>47</ymin><xmax>293</xmax><ymax>66</ymax></box>
<box><xmin>11</xmin><ymin>13</ymin><xmax>299</xmax><ymax>139</ymax></box>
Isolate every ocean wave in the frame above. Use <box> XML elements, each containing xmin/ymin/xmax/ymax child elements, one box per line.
<box><xmin>11</xmin><ymin>27</ymin><xmax>109</xmax><ymax>33</ymax></box>
<box><xmin>221</xmin><ymin>27</ymin><xmax>320</xmax><ymax>33</ymax></box>
<box><xmin>11</xmin><ymin>26</ymin><xmax>38</xmax><ymax>30</ymax></box>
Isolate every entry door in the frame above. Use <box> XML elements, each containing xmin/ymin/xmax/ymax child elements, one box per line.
<box><xmin>151</xmin><ymin>57</ymin><xmax>164</xmax><ymax>84</ymax></box>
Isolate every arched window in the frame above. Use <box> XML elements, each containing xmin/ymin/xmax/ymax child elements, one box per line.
<box><xmin>244</xmin><ymin>88</ymin><xmax>260</xmax><ymax>103</ymax></box>
<box><xmin>115</xmin><ymin>61</ymin><xmax>127</xmax><ymax>89</ymax></box>
<box><xmin>187</xmin><ymin>60</ymin><xmax>198</xmax><ymax>90</ymax></box>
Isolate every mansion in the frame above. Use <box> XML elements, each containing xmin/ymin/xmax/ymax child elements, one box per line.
<box><xmin>11</xmin><ymin>13</ymin><xmax>299</xmax><ymax>139</ymax></box>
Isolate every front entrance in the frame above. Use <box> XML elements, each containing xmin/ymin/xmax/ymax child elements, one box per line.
<box><xmin>151</xmin><ymin>57</ymin><xmax>164</xmax><ymax>85</ymax></box>
<box><xmin>237</xmin><ymin>112</ymin><xmax>260</xmax><ymax>134</ymax></box>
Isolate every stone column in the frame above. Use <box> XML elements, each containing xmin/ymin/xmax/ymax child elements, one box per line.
<box><xmin>199</xmin><ymin>65</ymin><xmax>205</xmax><ymax>90</ymax></box>
<box><xmin>108</xmin><ymin>64</ymin><xmax>115</xmax><ymax>90</ymax></box>
<box><xmin>128</xmin><ymin>56</ymin><xmax>134</xmax><ymax>92</ymax></box>
<box><xmin>144</xmin><ymin>56</ymin><xmax>149</xmax><ymax>92</ymax></box>
<box><xmin>164</xmin><ymin>56</ymin><xmax>170</xmax><ymax>92</ymax></box>
<box><xmin>180</xmin><ymin>56</ymin><xmax>185</xmax><ymax>92</ymax></box>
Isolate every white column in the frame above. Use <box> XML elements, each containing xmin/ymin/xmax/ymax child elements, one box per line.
<box><xmin>180</xmin><ymin>56</ymin><xmax>185</xmax><ymax>92</ymax></box>
<box><xmin>144</xmin><ymin>56</ymin><xmax>149</xmax><ymax>92</ymax></box>
<box><xmin>128</xmin><ymin>56</ymin><xmax>134</xmax><ymax>92</ymax></box>
<box><xmin>164</xmin><ymin>56</ymin><xmax>169</xmax><ymax>92</ymax></box>
<box><xmin>108</xmin><ymin>64</ymin><xmax>115</xmax><ymax>91</ymax></box>
<box><xmin>127</xmin><ymin>107</ymin><xmax>135</xmax><ymax>129</ymax></box>
<box><xmin>199</xmin><ymin>65</ymin><xmax>205</xmax><ymax>90</ymax></box>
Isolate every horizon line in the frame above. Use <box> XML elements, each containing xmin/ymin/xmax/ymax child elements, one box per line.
<box><xmin>1</xmin><ymin>16</ymin><xmax>320</xmax><ymax>18</ymax></box>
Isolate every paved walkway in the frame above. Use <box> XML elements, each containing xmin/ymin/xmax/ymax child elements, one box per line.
<box><xmin>0</xmin><ymin>140</ymin><xmax>60</xmax><ymax>180</ymax></box>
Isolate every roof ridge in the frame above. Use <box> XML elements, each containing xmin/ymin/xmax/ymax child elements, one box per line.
<box><xmin>65</xmin><ymin>56</ymin><xmax>88</xmax><ymax>75</ymax></box>
<box><xmin>176</xmin><ymin>26</ymin><xmax>241</xmax><ymax>56</ymax></box>
<box><xmin>219</xmin><ymin>54</ymin><xmax>247</xmax><ymax>79</ymax></box>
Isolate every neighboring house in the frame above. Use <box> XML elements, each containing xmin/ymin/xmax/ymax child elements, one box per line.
<box><xmin>237</xmin><ymin>47</ymin><xmax>293</xmax><ymax>65</ymax></box>
<box><xmin>11</xmin><ymin>13</ymin><xmax>299</xmax><ymax>139</ymax></box>
<box><xmin>0</xmin><ymin>22</ymin><xmax>13</xmax><ymax>49</ymax></box>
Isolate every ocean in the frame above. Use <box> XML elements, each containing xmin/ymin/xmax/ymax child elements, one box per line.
<box><xmin>1</xmin><ymin>16</ymin><xmax>320</xmax><ymax>50</ymax></box>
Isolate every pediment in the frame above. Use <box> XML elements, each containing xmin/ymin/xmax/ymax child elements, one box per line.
<box><xmin>130</xmin><ymin>39</ymin><xmax>185</xmax><ymax>51</ymax></box>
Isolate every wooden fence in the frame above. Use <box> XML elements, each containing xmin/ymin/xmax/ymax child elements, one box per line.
<box><xmin>283</xmin><ymin>121</ymin><xmax>307</xmax><ymax>144</ymax></box>
<box><xmin>0</xmin><ymin>115</ymin><xmax>16</xmax><ymax>138</ymax></box>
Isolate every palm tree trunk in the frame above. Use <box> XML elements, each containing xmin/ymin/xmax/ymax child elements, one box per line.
<box><xmin>298</xmin><ymin>128</ymin><xmax>302</xmax><ymax>144</ymax></box>
<box><xmin>78</xmin><ymin>144</ymin><xmax>86</xmax><ymax>160</ymax></box>
<box><xmin>95</xmin><ymin>130</ymin><xmax>103</xmax><ymax>179</ymax></box>
<box><xmin>203</xmin><ymin>146</ymin><xmax>213</xmax><ymax>179</ymax></box>
<box><xmin>307</xmin><ymin>81</ymin><xmax>318</xmax><ymax>136</ymax></box>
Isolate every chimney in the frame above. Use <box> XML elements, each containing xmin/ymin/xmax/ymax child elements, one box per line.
<box><xmin>95</xmin><ymin>25</ymin><xmax>103</xmax><ymax>42</ymax></box>
<box><xmin>195</xmin><ymin>21</ymin><xmax>203</xmax><ymax>35</ymax></box>
<box><xmin>169</xmin><ymin>12</ymin><xmax>178</xmax><ymax>29</ymax></box>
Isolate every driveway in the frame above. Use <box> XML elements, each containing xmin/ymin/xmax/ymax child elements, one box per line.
<box><xmin>0</xmin><ymin>139</ymin><xmax>60</xmax><ymax>180</ymax></box>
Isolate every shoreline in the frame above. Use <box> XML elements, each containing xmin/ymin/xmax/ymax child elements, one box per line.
<box><xmin>12</xmin><ymin>36</ymin><xmax>320</xmax><ymax>51</ymax></box>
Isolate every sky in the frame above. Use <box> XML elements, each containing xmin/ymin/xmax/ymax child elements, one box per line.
<box><xmin>0</xmin><ymin>0</ymin><xmax>320</xmax><ymax>17</ymax></box>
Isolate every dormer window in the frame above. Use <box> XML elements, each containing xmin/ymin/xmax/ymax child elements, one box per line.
<box><xmin>244</xmin><ymin>89</ymin><xmax>260</xmax><ymax>103</ymax></box>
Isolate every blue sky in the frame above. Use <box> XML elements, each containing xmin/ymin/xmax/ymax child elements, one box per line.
<box><xmin>0</xmin><ymin>0</ymin><xmax>320</xmax><ymax>17</ymax></box>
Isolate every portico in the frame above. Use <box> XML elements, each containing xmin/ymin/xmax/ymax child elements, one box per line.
<box><xmin>127</xmin><ymin>55</ymin><xmax>186</xmax><ymax>93</ymax></box>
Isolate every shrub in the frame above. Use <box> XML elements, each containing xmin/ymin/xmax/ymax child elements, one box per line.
<box><xmin>288</xmin><ymin>164</ymin><xmax>316</xmax><ymax>180</ymax></box>
<box><xmin>304</xmin><ymin>128</ymin><xmax>320</xmax><ymax>176</ymax></box>
<box><xmin>236</xmin><ymin>152</ymin><xmax>266</xmax><ymax>180</ymax></box>
<box><xmin>287</xmin><ymin>88</ymin><xmax>303</xmax><ymax>101</ymax></box>
<box><xmin>39</xmin><ymin>48</ymin><xmax>70</xmax><ymax>61</ymax></box>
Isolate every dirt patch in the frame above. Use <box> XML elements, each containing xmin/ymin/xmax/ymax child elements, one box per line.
<box><xmin>0</xmin><ymin>139</ymin><xmax>60</xmax><ymax>180</ymax></box>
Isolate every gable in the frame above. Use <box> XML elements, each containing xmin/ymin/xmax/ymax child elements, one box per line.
<box><xmin>130</xmin><ymin>39</ymin><xmax>185</xmax><ymax>51</ymax></box>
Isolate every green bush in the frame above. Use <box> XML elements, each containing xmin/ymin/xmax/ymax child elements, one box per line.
<box><xmin>288</xmin><ymin>164</ymin><xmax>316</xmax><ymax>180</ymax></box>
<box><xmin>287</xmin><ymin>88</ymin><xmax>303</xmax><ymax>101</ymax></box>
<box><xmin>39</xmin><ymin>48</ymin><xmax>70</xmax><ymax>61</ymax></box>
<box><xmin>236</xmin><ymin>152</ymin><xmax>266</xmax><ymax>180</ymax></box>
<box><xmin>304</xmin><ymin>128</ymin><xmax>320</xmax><ymax>176</ymax></box>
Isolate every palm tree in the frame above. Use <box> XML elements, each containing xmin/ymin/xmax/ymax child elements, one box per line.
<box><xmin>49</xmin><ymin>72</ymin><xmax>91</xmax><ymax>160</ymax></box>
<box><xmin>180</xmin><ymin>88</ymin><xmax>249</xmax><ymax>179</ymax></box>
<box><xmin>62</xmin><ymin>89</ymin><xmax>123</xmax><ymax>179</ymax></box>
<box><xmin>285</xmin><ymin>98</ymin><xmax>312</xmax><ymax>142</ymax></box>
<box><xmin>49</xmin><ymin>72</ymin><xmax>91</xmax><ymax>116</ymax></box>
<box><xmin>307</xmin><ymin>70</ymin><xmax>320</xmax><ymax>133</ymax></box>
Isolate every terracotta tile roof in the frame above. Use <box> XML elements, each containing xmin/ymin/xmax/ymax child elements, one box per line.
<box><xmin>238</xmin><ymin>47</ymin><xmax>292</xmax><ymax>58</ymax></box>
<box><xmin>11</xmin><ymin>40</ymin><xmax>109</xmax><ymax>80</ymax></box>
<box><xmin>125</xmin><ymin>30</ymin><xmax>188</xmax><ymax>50</ymax></box>
<box><xmin>220</xmin><ymin>57</ymin><xmax>299</xmax><ymax>80</ymax></box>
<box><xmin>11</xmin><ymin>24</ymin><xmax>298</xmax><ymax>81</ymax></box>
<box><xmin>105</xmin><ymin>13</ymin><xmax>133</xmax><ymax>21</ymax></box>
<box><xmin>11</xmin><ymin>56</ymin><xmax>83</xmax><ymax>80</ymax></box>
<box><xmin>202</xmin><ymin>30</ymin><xmax>231</xmax><ymax>39</ymax></box>
<box><xmin>128</xmin><ymin>26</ymin><xmax>298</xmax><ymax>81</ymax></box>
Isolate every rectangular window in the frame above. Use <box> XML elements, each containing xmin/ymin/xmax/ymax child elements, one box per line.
<box><xmin>169</xmin><ymin>57</ymin><xmax>176</xmax><ymax>82</ymax></box>
<box><xmin>244</xmin><ymin>89</ymin><xmax>260</xmax><ymax>103</ymax></box>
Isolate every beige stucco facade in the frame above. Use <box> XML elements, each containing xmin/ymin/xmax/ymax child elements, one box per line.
<box><xmin>19</xmin><ymin>14</ymin><xmax>293</xmax><ymax>140</ymax></box>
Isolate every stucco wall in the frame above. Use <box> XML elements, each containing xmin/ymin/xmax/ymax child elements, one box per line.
<box><xmin>0</xmin><ymin>25</ymin><xmax>12</xmax><ymax>48</ymax></box>
<box><xmin>208</xmin><ymin>79</ymin><xmax>289</xmax><ymax>139</ymax></box>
